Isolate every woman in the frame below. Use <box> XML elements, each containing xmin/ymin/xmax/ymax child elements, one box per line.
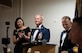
<box><xmin>13</xmin><ymin>17</ymin><xmax>31</xmax><ymax>53</ymax></box>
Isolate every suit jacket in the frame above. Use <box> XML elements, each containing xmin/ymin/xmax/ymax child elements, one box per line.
<box><xmin>31</xmin><ymin>25</ymin><xmax>50</xmax><ymax>42</ymax></box>
<box><xmin>59</xmin><ymin>29</ymin><xmax>76</xmax><ymax>53</ymax></box>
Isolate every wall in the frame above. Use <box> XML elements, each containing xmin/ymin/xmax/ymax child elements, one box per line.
<box><xmin>22</xmin><ymin>0</ymin><xmax>76</xmax><ymax>53</ymax></box>
<box><xmin>0</xmin><ymin>0</ymin><xmax>76</xmax><ymax>53</ymax></box>
<box><xmin>0</xmin><ymin>0</ymin><xmax>21</xmax><ymax>53</ymax></box>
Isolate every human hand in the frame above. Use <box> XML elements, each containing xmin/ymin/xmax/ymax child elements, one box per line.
<box><xmin>61</xmin><ymin>51</ymin><xmax>68</xmax><ymax>53</ymax></box>
<box><xmin>18</xmin><ymin>32</ymin><xmax>23</xmax><ymax>38</ymax></box>
<box><xmin>73</xmin><ymin>46</ymin><xmax>78</xmax><ymax>53</ymax></box>
<box><xmin>38</xmin><ymin>32</ymin><xmax>42</xmax><ymax>40</ymax></box>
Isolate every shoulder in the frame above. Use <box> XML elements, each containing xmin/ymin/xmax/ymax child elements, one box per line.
<box><xmin>41</xmin><ymin>25</ymin><xmax>49</xmax><ymax>29</ymax></box>
<box><xmin>61</xmin><ymin>30</ymin><xmax>65</xmax><ymax>34</ymax></box>
<box><xmin>23</xmin><ymin>26</ymin><xmax>30</xmax><ymax>32</ymax></box>
<box><xmin>13</xmin><ymin>29</ymin><xmax>18</xmax><ymax>35</ymax></box>
<box><xmin>62</xmin><ymin>30</ymin><xmax>66</xmax><ymax>33</ymax></box>
<box><xmin>41</xmin><ymin>25</ymin><xmax>50</xmax><ymax>32</ymax></box>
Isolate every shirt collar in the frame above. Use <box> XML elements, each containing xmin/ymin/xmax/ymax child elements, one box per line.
<box><xmin>36</xmin><ymin>24</ymin><xmax>42</xmax><ymax>29</ymax></box>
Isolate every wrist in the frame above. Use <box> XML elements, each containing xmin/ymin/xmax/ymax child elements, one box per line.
<box><xmin>17</xmin><ymin>38</ymin><xmax>19</xmax><ymax>41</ymax></box>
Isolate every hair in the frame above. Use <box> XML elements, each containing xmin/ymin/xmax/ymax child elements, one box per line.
<box><xmin>73</xmin><ymin>17</ymin><xmax>82</xmax><ymax>26</ymax></box>
<box><xmin>36</xmin><ymin>13</ymin><xmax>44</xmax><ymax>19</ymax></box>
<box><xmin>62</xmin><ymin>16</ymin><xmax>71</xmax><ymax>21</ymax></box>
<box><xmin>15</xmin><ymin>17</ymin><xmax>24</xmax><ymax>29</ymax></box>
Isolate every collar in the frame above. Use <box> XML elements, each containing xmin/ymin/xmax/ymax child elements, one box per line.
<box><xmin>64</xmin><ymin>27</ymin><xmax>71</xmax><ymax>33</ymax></box>
<box><xmin>37</xmin><ymin>24</ymin><xmax>43</xmax><ymax>29</ymax></box>
<box><xmin>68</xmin><ymin>27</ymin><xmax>71</xmax><ymax>31</ymax></box>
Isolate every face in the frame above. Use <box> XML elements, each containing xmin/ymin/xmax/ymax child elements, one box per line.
<box><xmin>69</xmin><ymin>22</ymin><xmax>82</xmax><ymax>47</ymax></box>
<box><xmin>62</xmin><ymin>19</ymin><xmax>71</xmax><ymax>30</ymax></box>
<box><xmin>35</xmin><ymin>15</ymin><xmax>43</xmax><ymax>26</ymax></box>
<box><xmin>17</xmin><ymin>19</ymin><xmax>24</xmax><ymax>28</ymax></box>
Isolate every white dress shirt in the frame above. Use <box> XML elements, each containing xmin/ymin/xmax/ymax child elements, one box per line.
<box><xmin>32</xmin><ymin>24</ymin><xmax>42</xmax><ymax>41</ymax></box>
<box><xmin>61</xmin><ymin>32</ymin><xmax>67</xmax><ymax>46</ymax></box>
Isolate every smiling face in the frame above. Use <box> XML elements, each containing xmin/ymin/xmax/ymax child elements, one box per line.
<box><xmin>69</xmin><ymin>22</ymin><xmax>82</xmax><ymax>47</ymax></box>
<box><xmin>17</xmin><ymin>19</ymin><xmax>24</xmax><ymax>28</ymax></box>
<box><xmin>62</xmin><ymin>18</ymin><xmax>72</xmax><ymax>30</ymax></box>
<box><xmin>35</xmin><ymin>15</ymin><xmax>43</xmax><ymax>26</ymax></box>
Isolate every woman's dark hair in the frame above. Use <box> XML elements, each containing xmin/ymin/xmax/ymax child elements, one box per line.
<box><xmin>15</xmin><ymin>17</ymin><xmax>24</xmax><ymax>29</ymax></box>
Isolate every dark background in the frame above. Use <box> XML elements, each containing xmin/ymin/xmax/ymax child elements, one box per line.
<box><xmin>0</xmin><ymin>0</ymin><xmax>12</xmax><ymax>7</ymax></box>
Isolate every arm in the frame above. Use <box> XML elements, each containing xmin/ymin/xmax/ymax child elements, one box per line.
<box><xmin>13</xmin><ymin>30</ymin><xmax>23</xmax><ymax>44</ymax></box>
<box><xmin>23</xmin><ymin>32</ymin><xmax>31</xmax><ymax>40</ymax></box>
<box><xmin>13</xmin><ymin>35</ymin><xmax>19</xmax><ymax>44</ymax></box>
<box><xmin>23</xmin><ymin>27</ymin><xmax>31</xmax><ymax>41</ymax></box>
<box><xmin>43</xmin><ymin>29</ymin><xmax>50</xmax><ymax>42</ymax></box>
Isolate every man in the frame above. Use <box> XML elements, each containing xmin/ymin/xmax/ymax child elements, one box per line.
<box><xmin>59</xmin><ymin>16</ymin><xmax>75</xmax><ymax>53</ymax></box>
<box><xmin>31</xmin><ymin>14</ymin><xmax>50</xmax><ymax>43</ymax></box>
<box><xmin>69</xmin><ymin>17</ymin><xmax>82</xmax><ymax>53</ymax></box>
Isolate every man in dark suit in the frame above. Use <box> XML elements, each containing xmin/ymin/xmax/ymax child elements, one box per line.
<box><xmin>59</xmin><ymin>16</ymin><xmax>76</xmax><ymax>53</ymax></box>
<box><xmin>31</xmin><ymin>14</ymin><xmax>50</xmax><ymax>43</ymax></box>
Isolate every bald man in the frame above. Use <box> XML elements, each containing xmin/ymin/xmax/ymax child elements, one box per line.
<box><xmin>31</xmin><ymin>14</ymin><xmax>50</xmax><ymax>43</ymax></box>
<box><xmin>59</xmin><ymin>16</ymin><xmax>76</xmax><ymax>53</ymax></box>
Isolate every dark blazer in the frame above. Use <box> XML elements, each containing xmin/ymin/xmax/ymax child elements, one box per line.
<box><xmin>31</xmin><ymin>25</ymin><xmax>50</xmax><ymax>42</ymax></box>
<box><xmin>59</xmin><ymin>30</ymin><xmax>76</xmax><ymax>53</ymax></box>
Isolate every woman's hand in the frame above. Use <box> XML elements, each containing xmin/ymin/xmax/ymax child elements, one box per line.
<box><xmin>18</xmin><ymin>32</ymin><xmax>24</xmax><ymax>38</ymax></box>
<box><xmin>24</xmin><ymin>32</ymin><xmax>31</xmax><ymax>40</ymax></box>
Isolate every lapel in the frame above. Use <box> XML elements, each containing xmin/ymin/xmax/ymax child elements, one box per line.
<box><xmin>35</xmin><ymin>25</ymin><xmax>45</xmax><ymax>40</ymax></box>
<box><xmin>63</xmin><ymin>29</ymin><xmax>71</xmax><ymax>46</ymax></box>
<box><xmin>31</xmin><ymin>25</ymin><xmax>45</xmax><ymax>39</ymax></box>
<box><xmin>60</xmin><ymin>30</ymin><xmax>68</xmax><ymax>46</ymax></box>
<box><xmin>39</xmin><ymin>25</ymin><xmax>44</xmax><ymax>30</ymax></box>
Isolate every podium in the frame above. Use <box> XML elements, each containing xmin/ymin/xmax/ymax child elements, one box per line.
<box><xmin>31</xmin><ymin>44</ymin><xmax>56</xmax><ymax>53</ymax></box>
<box><xmin>23</xmin><ymin>42</ymin><xmax>56</xmax><ymax>53</ymax></box>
